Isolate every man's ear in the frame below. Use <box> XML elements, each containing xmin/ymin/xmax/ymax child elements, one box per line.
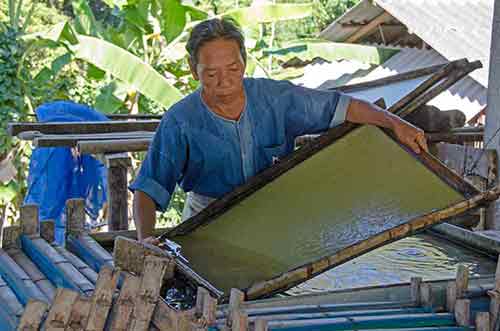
<box><xmin>189</xmin><ymin>59</ymin><xmax>199</xmax><ymax>81</ymax></box>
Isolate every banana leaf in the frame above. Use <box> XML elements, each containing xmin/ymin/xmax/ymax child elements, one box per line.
<box><xmin>224</xmin><ymin>3</ymin><xmax>313</xmax><ymax>26</ymax></box>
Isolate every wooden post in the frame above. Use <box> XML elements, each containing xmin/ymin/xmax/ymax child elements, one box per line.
<box><xmin>85</xmin><ymin>266</ymin><xmax>120</xmax><ymax>331</ymax></box>
<box><xmin>475</xmin><ymin>312</ymin><xmax>490</xmax><ymax>331</ymax></box>
<box><xmin>18</xmin><ymin>299</ymin><xmax>48</xmax><ymax>331</ymax></box>
<box><xmin>446</xmin><ymin>282</ymin><xmax>457</xmax><ymax>312</ymax></box>
<box><xmin>196</xmin><ymin>287</ymin><xmax>210</xmax><ymax>319</ymax></box>
<box><xmin>410</xmin><ymin>277</ymin><xmax>422</xmax><ymax>305</ymax></box>
<box><xmin>110</xmin><ymin>273</ymin><xmax>141</xmax><ymax>331</ymax></box>
<box><xmin>454</xmin><ymin>299</ymin><xmax>471</xmax><ymax>326</ymax></box>
<box><xmin>40</xmin><ymin>220</ymin><xmax>55</xmax><ymax>243</ymax></box>
<box><xmin>254</xmin><ymin>319</ymin><xmax>268</xmax><ymax>331</ymax></box>
<box><xmin>105</xmin><ymin>153</ymin><xmax>131</xmax><ymax>231</ymax></box>
<box><xmin>489</xmin><ymin>289</ymin><xmax>500</xmax><ymax>331</ymax></box>
<box><xmin>227</xmin><ymin>288</ymin><xmax>245</xmax><ymax>328</ymax></box>
<box><xmin>20</xmin><ymin>204</ymin><xmax>39</xmax><ymax>237</ymax></box>
<box><xmin>66</xmin><ymin>296</ymin><xmax>92</xmax><ymax>331</ymax></box>
<box><xmin>66</xmin><ymin>199</ymin><xmax>86</xmax><ymax>237</ymax></box>
<box><xmin>420</xmin><ymin>282</ymin><xmax>433</xmax><ymax>307</ymax></box>
<box><xmin>128</xmin><ymin>256</ymin><xmax>171</xmax><ymax>331</ymax></box>
<box><xmin>456</xmin><ymin>264</ymin><xmax>469</xmax><ymax>299</ymax></box>
<box><xmin>484</xmin><ymin>0</ymin><xmax>500</xmax><ymax>229</ymax></box>
<box><xmin>1</xmin><ymin>226</ymin><xmax>21</xmax><ymax>249</ymax></box>
<box><xmin>44</xmin><ymin>288</ymin><xmax>80</xmax><ymax>331</ymax></box>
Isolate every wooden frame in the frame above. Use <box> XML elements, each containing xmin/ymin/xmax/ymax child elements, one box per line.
<box><xmin>156</xmin><ymin>59</ymin><xmax>484</xmax><ymax>299</ymax></box>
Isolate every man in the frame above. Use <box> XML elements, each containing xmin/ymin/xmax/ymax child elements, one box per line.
<box><xmin>130</xmin><ymin>18</ymin><xmax>428</xmax><ymax>244</ymax></box>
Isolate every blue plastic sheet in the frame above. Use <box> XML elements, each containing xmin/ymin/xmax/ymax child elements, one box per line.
<box><xmin>24</xmin><ymin>101</ymin><xmax>108</xmax><ymax>244</ymax></box>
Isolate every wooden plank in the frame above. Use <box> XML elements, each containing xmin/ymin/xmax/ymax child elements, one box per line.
<box><xmin>454</xmin><ymin>299</ymin><xmax>470</xmax><ymax>326</ymax></box>
<box><xmin>20</xmin><ymin>204</ymin><xmax>39</xmax><ymax>237</ymax></box>
<box><xmin>85</xmin><ymin>266</ymin><xmax>120</xmax><ymax>331</ymax></box>
<box><xmin>109</xmin><ymin>273</ymin><xmax>141</xmax><ymax>331</ymax></box>
<box><xmin>446</xmin><ymin>282</ymin><xmax>457</xmax><ymax>313</ymax></box>
<box><xmin>254</xmin><ymin>319</ymin><xmax>268</xmax><ymax>331</ymax></box>
<box><xmin>455</xmin><ymin>265</ymin><xmax>469</xmax><ymax>299</ymax></box>
<box><xmin>128</xmin><ymin>256</ymin><xmax>171</xmax><ymax>331</ymax></box>
<box><xmin>0</xmin><ymin>249</ymin><xmax>48</xmax><ymax>305</ymax></box>
<box><xmin>105</xmin><ymin>154</ymin><xmax>130</xmax><ymax>231</ymax></box>
<box><xmin>53</xmin><ymin>245</ymin><xmax>98</xmax><ymax>284</ymax></box>
<box><xmin>410</xmin><ymin>277</ymin><xmax>422</xmax><ymax>305</ymax></box>
<box><xmin>227</xmin><ymin>288</ymin><xmax>245</xmax><ymax>328</ymax></box>
<box><xmin>66</xmin><ymin>199</ymin><xmax>86</xmax><ymax>237</ymax></box>
<box><xmin>334</xmin><ymin>63</ymin><xmax>447</xmax><ymax>93</ymax></box>
<box><xmin>475</xmin><ymin>312</ymin><xmax>490</xmax><ymax>331</ymax></box>
<box><xmin>66</xmin><ymin>234</ymin><xmax>114</xmax><ymax>273</ymax></box>
<box><xmin>7</xmin><ymin>248</ymin><xmax>56</xmax><ymax>301</ymax></box>
<box><xmin>196</xmin><ymin>287</ymin><xmax>210</xmax><ymax>318</ymax></box>
<box><xmin>44</xmin><ymin>288</ymin><xmax>79</xmax><ymax>331</ymax></box>
<box><xmin>489</xmin><ymin>290</ymin><xmax>500</xmax><ymax>331</ymax></box>
<box><xmin>8</xmin><ymin>120</ymin><xmax>160</xmax><ymax>136</ymax></box>
<box><xmin>65</xmin><ymin>296</ymin><xmax>92</xmax><ymax>331</ymax></box>
<box><xmin>2</xmin><ymin>225</ymin><xmax>21</xmax><ymax>249</ymax></box>
<box><xmin>152</xmin><ymin>299</ymin><xmax>194</xmax><ymax>331</ymax></box>
<box><xmin>41</xmin><ymin>220</ymin><xmax>55</xmax><ymax>243</ymax></box>
<box><xmin>78</xmin><ymin>138</ymin><xmax>151</xmax><ymax>154</ymax></box>
<box><xmin>21</xmin><ymin>236</ymin><xmax>94</xmax><ymax>294</ymax></box>
<box><xmin>420</xmin><ymin>283</ymin><xmax>433</xmax><ymax>307</ymax></box>
<box><xmin>18</xmin><ymin>299</ymin><xmax>48</xmax><ymax>331</ymax></box>
<box><xmin>113</xmin><ymin>236</ymin><xmax>175</xmax><ymax>279</ymax></box>
<box><xmin>33</xmin><ymin>132</ymin><xmax>154</xmax><ymax>147</ymax></box>
<box><xmin>345</xmin><ymin>12</ymin><xmax>392</xmax><ymax>43</ymax></box>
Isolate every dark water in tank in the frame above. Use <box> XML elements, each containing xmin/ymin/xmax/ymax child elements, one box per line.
<box><xmin>288</xmin><ymin>233</ymin><xmax>497</xmax><ymax>295</ymax></box>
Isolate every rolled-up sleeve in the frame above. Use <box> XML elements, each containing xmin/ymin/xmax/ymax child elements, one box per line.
<box><xmin>129</xmin><ymin>118</ymin><xmax>187</xmax><ymax>211</ymax></box>
<box><xmin>274</xmin><ymin>80</ymin><xmax>351</xmax><ymax>138</ymax></box>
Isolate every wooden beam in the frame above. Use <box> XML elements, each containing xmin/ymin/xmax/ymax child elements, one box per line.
<box><xmin>40</xmin><ymin>220</ymin><xmax>55</xmax><ymax>243</ymax></box>
<box><xmin>454</xmin><ymin>299</ymin><xmax>470</xmax><ymax>326</ymax></box>
<box><xmin>420</xmin><ymin>282</ymin><xmax>433</xmax><ymax>307</ymax></box>
<box><xmin>85</xmin><ymin>266</ymin><xmax>120</xmax><ymax>331</ymax></box>
<box><xmin>455</xmin><ymin>265</ymin><xmax>469</xmax><ymax>299</ymax></box>
<box><xmin>2</xmin><ymin>225</ymin><xmax>21</xmax><ymax>249</ymax></box>
<box><xmin>32</xmin><ymin>131</ymin><xmax>154</xmax><ymax>147</ymax></box>
<box><xmin>66</xmin><ymin>199</ymin><xmax>86</xmax><ymax>237</ymax></box>
<box><xmin>105</xmin><ymin>153</ymin><xmax>131</xmax><ymax>231</ymax></box>
<box><xmin>44</xmin><ymin>288</ymin><xmax>79</xmax><ymax>331</ymax></box>
<box><xmin>109</xmin><ymin>273</ymin><xmax>141</xmax><ymax>331</ymax></box>
<box><xmin>18</xmin><ymin>299</ymin><xmax>48</xmax><ymax>331</ymax></box>
<box><xmin>8</xmin><ymin>120</ymin><xmax>159</xmax><ymax>136</ymax></box>
<box><xmin>345</xmin><ymin>12</ymin><xmax>392</xmax><ymax>43</ymax></box>
<box><xmin>228</xmin><ymin>288</ymin><xmax>245</xmax><ymax>328</ymax></box>
<box><xmin>128</xmin><ymin>256</ymin><xmax>172</xmax><ymax>331</ymax></box>
<box><xmin>410</xmin><ymin>277</ymin><xmax>422</xmax><ymax>305</ymax></box>
<box><xmin>66</xmin><ymin>295</ymin><xmax>92</xmax><ymax>331</ymax></box>
<box><xmin>78</xmin><ymin>138</ymin><xmax>151</xmax><ymax>154</ymax></box>
<box><xmin>446</xmin><ymin>282</ymin><xmax>457</xmax><ymax>312</ymax></box>
<box><xmin>20</xmin><ymin>204</ymin><xmax>39</xmax><ymax>237</ymax></box>
<box><xmin>475</xmin><ymin>312</ymin><xmax>490</xmax><ymax>331</ymax></box>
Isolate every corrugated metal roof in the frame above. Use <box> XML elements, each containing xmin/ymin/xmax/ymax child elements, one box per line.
<box><xmin>320</xmin><ymin>0</ymin><xmax>493</xmax><ymax>87</ymax></box>
<box><xmin>296</xmin><ymin>48</ymin><xmax>486</xmax><ymax>120</ymax></box>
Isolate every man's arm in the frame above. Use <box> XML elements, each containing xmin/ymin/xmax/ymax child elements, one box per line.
<box><xmin>346</xmin><ymin>98</ymin><xmax>428</xmax><ymax>154</ymax></box>
<box><xmin>133</xmin><ymin>191</ymin><xmax>158</xmax><ymax>243</ymax></box>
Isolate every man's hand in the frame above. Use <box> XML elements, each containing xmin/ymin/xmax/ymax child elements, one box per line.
<box><xmin>391</xmin><ymin>120</ymin><xmax>429</xmax><ymax>154</ymax></box>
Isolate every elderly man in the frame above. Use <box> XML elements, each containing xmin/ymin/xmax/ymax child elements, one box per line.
<box><xmin>130</xmin><ymin>18</ymin><xmax>428</xmax><ymax>244</ymax></box>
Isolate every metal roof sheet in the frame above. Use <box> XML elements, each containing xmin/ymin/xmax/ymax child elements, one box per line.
<box><xmin>296</xmin><ymin>48</ymin><xmax>486</xmax><ymax>120</ymax></box>
<box><xmin>320</xmin><ymin>0</ymin><xmax>494</xmax><ymax>87</ymax></box>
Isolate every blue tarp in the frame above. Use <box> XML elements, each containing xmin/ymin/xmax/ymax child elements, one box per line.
<box><xmin>24</xmin><ymin>101</ymin><xmax>108</xmax><ymax>244</ymax></box>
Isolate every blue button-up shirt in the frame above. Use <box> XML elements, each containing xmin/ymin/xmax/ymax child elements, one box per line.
<box><xmin>129</xmin><ymin>78</ymin><xmax>351</xmax><ymax>211</ymax></box>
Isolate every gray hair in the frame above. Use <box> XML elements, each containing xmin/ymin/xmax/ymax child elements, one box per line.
<box><xmin>186</xmin><ymin>18</ymin><xmax>247</xmax><ymax>68</ymax></box>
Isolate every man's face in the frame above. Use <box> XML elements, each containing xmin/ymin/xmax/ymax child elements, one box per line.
<box><xmin>191</xmin><ymin>38</ymin><xmax>246</xmax><ymax>102</ymax></box>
